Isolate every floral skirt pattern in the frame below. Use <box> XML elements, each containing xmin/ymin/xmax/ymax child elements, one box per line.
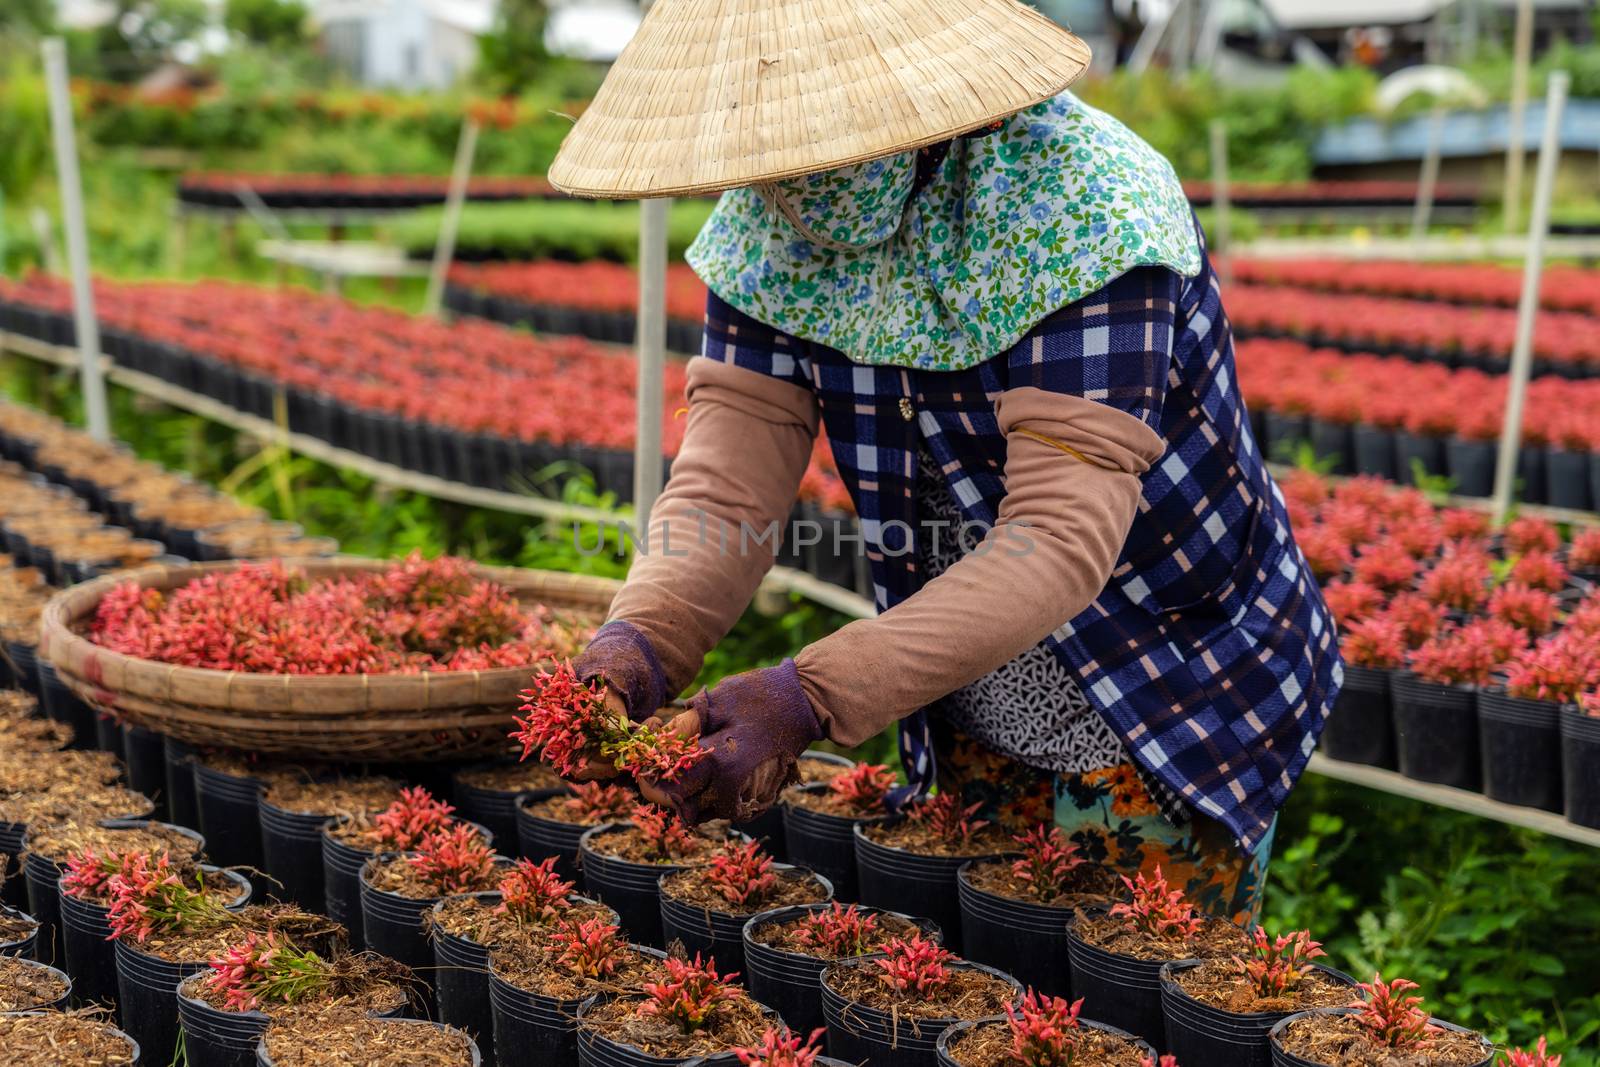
<box><xmin>931</xmin><ymin>718</ymin><xmax>1274</xmax><ymax>926</ymax></box>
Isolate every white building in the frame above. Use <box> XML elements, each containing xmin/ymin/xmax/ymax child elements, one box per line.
<box><xmin>316</xmin><ymin>0</ymin><xmax>495</xmax><ymax>89</ymax></box>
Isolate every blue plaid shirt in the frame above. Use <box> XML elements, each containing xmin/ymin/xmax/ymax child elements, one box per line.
<box><xmin>700</xmin><ymin>233</ymin><xmax>1341</xmax><ymax>851</ymax></box>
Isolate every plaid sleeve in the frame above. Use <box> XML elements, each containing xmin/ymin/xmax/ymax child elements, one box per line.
<box><xmin>700</xmin><ymin>290</ymin><xmax>814</xmax><ymax>391</ymax></box>
<box><xmin>1002</xmin><ymin>266</ymin><xmax>1180</xmax><ymax>431</ymax></box>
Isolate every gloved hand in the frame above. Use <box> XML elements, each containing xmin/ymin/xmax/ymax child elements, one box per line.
<box><xmin>652</xmin><ymin>659</ymin><xmax>824</xmax><ymax>824</ymax></box>
<box><xmin>571</xmin><ymin>621</ymin><xmax>670</xmax><ymax>723</ymax></box>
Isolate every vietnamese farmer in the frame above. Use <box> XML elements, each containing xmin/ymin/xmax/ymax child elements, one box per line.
<box><xmin>547</xmin><ymin>0</ymin><xmax>1341</xmax><ymax>923</ymax></box>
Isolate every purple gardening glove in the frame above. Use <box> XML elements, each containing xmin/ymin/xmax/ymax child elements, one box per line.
<box><xmin>572</xmin><ymin>621</ymin><xmax>669</xmax><ymax>723</ymax></box>
<box><xmin>654</xmin><ymin>659</ymin><xmax>824</xmax><ymax>825</ymax></box>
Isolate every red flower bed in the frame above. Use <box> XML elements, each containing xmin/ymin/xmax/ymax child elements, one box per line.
<box><xmin>448</xmin><ymin>260</ymin><xmax>707</xmax><ymax>323</ymax></box>
<box><xmin>1183</xmin><ymin>180</ymin><xmax>1477</xmax><ymax>208</ymax></box>
<box><xmin>1234</xmin><ymin>258</ymin><xmax>1600</xmax><ymax>317</ymax></box>
<box><xmin>178</xmin><ymin>171</ymin><xmax>556</xmax><ymax>202</ymax></box>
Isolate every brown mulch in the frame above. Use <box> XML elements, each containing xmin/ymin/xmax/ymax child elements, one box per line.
<box><xmin>0</xmin><ymin>1010</ymin><xmax>137</xmax><ymax>1065</ymax></box>
<box><xmin>1173</xmin><ymin>959</ymin><xmax>1356</xmax><ymax>1014</ymax></box>
<box><xmin>781</xmin><ymin>787</ymin><xmax>885</xmax><ymax>820</ymax></box>
<box><xmin>261</xmin><ymin>1012</ymin><xmax>476</xmax><ymax>1066</ymax></box>
<box><xmin>580</xmin><ymin>992</ymin><xmax>770</xmax><ymax>1059</ymax></box>
<box><xmin>194</xmin><ymin>753</ymin><xmax>309</xmax><ymax>785</ymax></box>
<box><xmin>186</xmin><ymin>952</ymin><xmax>417</xmax><ymax>1018</ymax></box>
<box><xmin>491</xmin><ymin>942</ymin><xmax>669</xmax><ymax>1001</ymax></box>
<box><xmin>363</xmin><ymin>856</ymin><xmax>501</xmax><ymax>901</ymax></box>
<box><xmin>945</xmin><ymin>1020</ymin><xmax>1148</xmax><ymax>1067</ymax></box>
<box><xmin>750</xmin><ymin>911</ymin><xmax>929</xmax><ymax>960</ymax></box>
<box><xmin>824</xmin><ymin>963</ymin><xmax>1016</xmax><ymax>1022</ymax></box>
<box><xmin>0</xmin><ymin>749</ymin><xmax>123</xmax><ymax>793</ymax></box>
<box><xmin>797</xmin><ymin>756</ymin><xmax>852</xmax><ymax>784</ymax></box>
<box><xmin>1275</xmin><ymin>1013</ymin><xmax>1491</xmax><ymax>1067</ymax></box>
<box><xmin>1073</xmin><ymin>911</ymin><xmax>1250</xmax><ymax>962</ymax></box>
<box><xmin>964</xmin><ymin>857</ymin><xmax>1120</xmax><ymax>909</ymax></box>
<box><xmin>131</xmin><ymin>906</ymin><xmax>344</xmax><ymax>965</ymax></box>
<box><xmin>428</xmin><ymin>894</ymin><xmax>612</xmax><ymax>949</ymax></box>
<box><xmin>24</xmin><ymin>819</ymin><xmax>199</xmax><ymax>864</ymax></box>
<box><xmin>0</xmin><ymin>716</ymin><xmax>73</xmax><ymax>753</ymax></box>
<box><xmin>457</xmin><ymin>763</ymin><xmax>561</xmax><ymax>793</ymax></box>
<box><xmin>324</xmin><ymin>814</ymin><xmax>386</xmax><ymax>851</ymax></box>
<box><xmin>262</xmin><ymin>778</ymin><xmax>403</xmax><ymax>817</ymax></box>
<box><xmin>0</xmin><ymin>910</ymin><xmax>39</xmax><ymax>945</ymax></box>
<box><xmin>584</xmin><ymin>824</ymin><xmax>726</xmax><ymax>865</ymax></box>
<box><xmin>861</xmin><ymin>820</ymin><xmax>1010</xmax><ymax>859</ymax></box>
<box><xmin>0</xmin><ymin>783</ymin><xmax>153</xmax><ymax>830</ymax></box>
<box><xmin>659</xmin><ymin>867</ymin><xmax>830</xmax><ymax>916</ymax></box>
<box><xmin>0</xmin><ymin>955</ymin><xmax>69</xmax><ymax>1011</ymax></box>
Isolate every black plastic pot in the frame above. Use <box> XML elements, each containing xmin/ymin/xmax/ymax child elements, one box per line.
<box><xmin>956</xmin><ymin>859</ymin><xmax>1077</xmax><ymax>999</ymax></box>
<box><xmin>1064</xmin><ymin>911</ymin><xmax>1174</xmax><ymax>1051</ymax></box>
<box><xmin>432</xmin><ymin>891</ymin><xmax>505</xmax><ymax>1064</ymax></box>
<box><xmin>1160</xmin><ymin>961</ymin><xmax>1356</xmax><ymax>1067</ymax></box>
<box><xmin>122</xmin><ymin>725</ymin><xmax>169</xmax><ymax>822</ymax></box>
<box><xmin>1477</xmin><ymin>689</ymin><xmax>1564</xmax><ymax>812</ymax></box>
<box><xmin>177</xmin><ymin>968</ymin><xmax>405</xmax><ymax>1067</ymax></box>
<box><xmin>60</xmin><ymin>866</ymin><xmax>247</xmax><ymax>1011</ymax></box>
<box><xmin>1350</xmin><ymin>425</ymin><xmax>1397</xmax><ymax>480</ymax></box>
<box><xmin>741</xmin><ymin>904</ymin><xmax>943</xmax><ymax>1038</ymax></box>
<box><xmin>1391</xmin><ymin>672</ymin><xmax>1481</xmax><ymax>791</ymax></box>
<box><xmin>37</xmin><ymin>662</ymin><xmax>95</xmax><ymax>749</ymax></box>
<box><xmin>5</xmin><ymin>640</ymin><xmax>40</xmax><ymax>694</ymax></box>
<box><xmin>1561</xmin><ymin>707</ymin><xmax>1600</xmax><ymax>829</ymax></box>
<box><xmin>578</xmin><ymin>823</ymin><xmax>735</xmax><ymax>948</ymax></box>
<box><xmin>95</xmin><ymin>713</ymin><xmax>126</xmax><ymax>759</ymax></box>
<box><xmin>575</xmin><ymin>994</ymin><xmax>774</xmax><ymax>1067</ymax></box>
<box><xmin>516</xmin><ymin>789</ymin><xmax>589</xmax><ymax>882</ymax></box>
<box><xmin>782</xmin><ymin>785</ymin><xmax>887</xmax><ymax>903</ymax></box>
<box><xmin>164</xmin><ymin>738</ymin><xmax>200</xmax><ymax>831</ymax></box>
<box><xmin>487</xmin><ymin>942</ymin><xmax>662</xmax><ymax>1067</ymax></box>
<box><xmin>936</xmin><ymin>1017</ymin><xmax>1153</xmax><ymax>1067</ymax></box>
<box><xmin>259</xmin><ymin>797</ymin><xmax>344</xmax><ymax>909</ymax></box>
<box><xmin>658</xmin><ymin>867</ymin><xmax>832</xmax><ymax>975</ymax></box>
<box><xmin>2</xmin><ymin>958</ymin><xmax>70</xmax><ymax>1010</ymax></box>
<box><xmin>821</xmin><ymin>956</ymin><xmax>1022</xmax><ymax>1067</ymax></box>
<box><xmin>1267</xmin><ymin>1008</ymin><xmax>1493</xmax><ymax>1067</ymax></box>
<box><xmin>1307</xmin><ymin>420</ymin><xmax>1352</xmax><ymax>474</ymax></box>
<box><xmin>1545</xmin><ymin>448</ymin><xmax>1591</xmax><ymax>511</ymax></box>
<box><xmin>193</xmin><ymin>761</ymin><xmax>266</xmax><ymax>868</ymax></box>
<box><xmin>1261</xmin><ymin>412</ymin><xmax>1308</xmax><ymax>463</ymax></box>
<box><xmin>1395</xmin><ymin>431</ymin><xmax>1445</xmax><ymax>483</ymax></box>
<box><xmin>254</xmin><ymin>1016</ymin><xmax>481</xmax><ymax>1066</ymax></box>
<box><xmin>1519</xmin><ymin>447</ymin><xmax>1547</xmax><ymax>505</ymax></box>
<box><xmin>5</xmin><ymin>1010</ymin><xmax>141</xmax><ymax>1064</ymax></box>
<box><xmin>854</xmin><ymin>820</ymin><xmax>1002</xmax><ymax>955</ymax></box>
<box><xmin>0</xmin><ymin>905</ymin><xmax>39</xmax><ymax>959</ymax></box>
<box><xmin>115</xmin><ymin>938</ymin><xmax>210</xmax><ymax>1066</ymax></box>
<box><xmin>321</xmin><ymin>819</ymin><xmax>376</xmax><ymax>951</ymax></box>
<box><xmin>2</xmin><ymin>820</ymin><xmax>29</xmax><ymax>910</ymax></box>
<box><xmin>453</xmin><ymin>765</ymin><xmax>546</xmax><ymax>857</ymax></box>
<box><xmin>1319</xmin><ymin>664</ymin><xmax>1396</xmax><ymax>769</ymax></box>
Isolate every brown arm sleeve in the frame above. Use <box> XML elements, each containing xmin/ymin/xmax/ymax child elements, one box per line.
<box><xmin>793</xmin><ymin>387</ymin><xmax>1167</xmax><ymax>746</ymax></box>
<box><xmin>604</xmin><ymin>356</ymin><xmax>821</xmax><ymax>697</ymax></box>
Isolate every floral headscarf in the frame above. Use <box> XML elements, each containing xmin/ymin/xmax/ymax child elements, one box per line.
<box><xmin>686</xmin><ymin>92</ymin><xmax>1202</xmax><ymax>372</ymax></box>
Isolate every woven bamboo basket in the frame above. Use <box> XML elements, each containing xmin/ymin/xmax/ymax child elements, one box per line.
<box><xmin>37</xmin><ymin>557</ymin><xmax>617</xmax><ymax>761</ymax></box>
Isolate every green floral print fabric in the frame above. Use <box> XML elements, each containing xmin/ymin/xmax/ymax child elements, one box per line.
<box><xmin>685</xmin><ymin>91</ymin><xmax>1202</xmax><ymax>372</ymax></box>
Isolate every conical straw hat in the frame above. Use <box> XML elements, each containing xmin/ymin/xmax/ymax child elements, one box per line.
<box><xmin>548</xmin><ymin>0</ymin><xmax>1092</xmax><ymax>199</ymax></box>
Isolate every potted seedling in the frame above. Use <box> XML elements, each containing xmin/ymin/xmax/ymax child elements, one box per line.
<box><xmin>258</xmin><ymin>776</ymin><xmax>403</xmax><ymax>910</ymax></box>
<box><xmin>1066</xmin><ymin>866</ymin><xmax>1249</xmax><ymax>1051</ymax></box>
<box><xmin>579</xmin><ymin>803</ymin><xmax>741</xmax><ymax>946</ymax></box>
<box><xmin>659</xmin><ymin>839</ymin><xmax>831</xmax><ymax>973</ymax></box>
<box><xmin>1569</xmin><ymin>529</ymin><xmax>1600</xmax><ymax>583</ymax></box>
<box><xmin>517</xmin><ymin>782</ymin><xmax>637</xmax><ymax>880</ymax></box>
<box><xmin>1321</xmin><ymin>615</ymin><xmax>1405</xmax><ymax>769</ymax></box>
<box><xmin>732</xmin><ymin>1025</ymin><xmax>854</xmax><ymax>1067</ymax></box>
<box><xmin>783</xmin><ymin>762</ymin><xmax>897</xmax><ymax>901</ymax></box>
<box><xmin>431</xmin><ymin>856</ymin><xmax>616</xmax><ymax>1064</ymax></box>
<box><xmin>0</xmin><ymin>1010</ymin><xmax>141</xmax><ymax>1066</ymax></box>
<box><xmin>1160</xmin><ymin>929</ymin><xmax>1356</xmax><ymax>1067</ymax></box>
<box><xmin>854</xmin><ymin>794</ymin><xmax>1007</xmax><ymax>953</ymax></box>
<box><xmin>177</xmin><ymin>930</ymin><xmax>420</xmax><ymax>1067</ymax></box>
<box><xmin>936</xmin><ymin>989</ymin><xmax>1156</xmax><ymax>1067</ymax></box>
<box><xmin>821</xmin><ymin>933</ymin><xmax>1022</xmax><ymax>1067</ymax></box>
<box><xmin>258</xmin><ymin>1015</ymin><xmax>481</xmax><ymax>1067</ymax></box>
<box><xmin>1487</xmin><ymin>583</ymin><xmax>1561</xmax><ymax>638</ymax></box>
<box><xmin>1269</xmin><ymin>974</ymin><xmax>1493</xmax><ymax>1067</ymax></box>
<box><xmin>743</xmin><ymin>902</ymin><xmax>944</xmax><ymax>1038</ymax></box>
<box><xmin>958</xmin><ymin>826</ymin><xmax>1117</xmax><ymax>998</ymax></box>
<box><xmin>1393</xmin><ymin>619</ymin><xmax>1521</xmax><ymax>790</ymax></box>
<box><xmin>576</xmin><ymin>953</ymin><xmax>772</xmax><ymax>1067</ymax></box>
<box><xmin>1420</xmin><ymin>552</ymin><xmax>1492</xmax><ymax>614</ymax></box>
<box><xmin>489</xmin><ymin>914</ymin><xmax>670</xmax><ymax>1067</ymax></box>
<box><xmin>1479</xmin><ymin>636</ymin><xmax>1592</xmax><ymax>813</ymax></box>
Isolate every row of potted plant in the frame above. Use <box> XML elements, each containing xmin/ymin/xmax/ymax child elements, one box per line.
<box><xmin>1236</xmin><ymin>339</ymin><xmax>1600</xmax><ymax>509</ymax></box>
<box><xmin>1233</xmin><ymin>258</ymin><xmax>1600</xmax><ymax>317</ymax></box>
<box><xmin>1182</xmin><ymin>179</ymin><xmax>1478</xmax><ymax>209</ymax></box>
<box><xmin>1282</xmin><ymin>470</ymin><xmax>1600</xmax><ymax>828</ymax></box>
<box><xmin>176</xmin><ymin>172</ymin><xmax>557</xmax><ymax>211</ymax></box>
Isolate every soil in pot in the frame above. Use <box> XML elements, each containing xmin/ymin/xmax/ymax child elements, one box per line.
<box><xmin>579</xmin><ymin>817</ymin><xmax>738</xmax><ymax>947</ymax></box>
<box><xmin>0</xmin><ymin>952</ymin><xmax>70</xmax><ymax>1009</ymax></box>
<box><xmin>517</xmin><ymin>784</ymin><xmax>637</xmax><ymax>881</ymax></box>
<box><xmin>259</xmin><ymin>1014</ymin><xmax>480</xmax><ymax>1067</ymax></box>
<box><xmin>940</xmin><ymin>1015</ymin><xmax>1152</xmax><ymax>1067</ymax></box>
<box><xmin>744</xmin><ymin>904</ymin><xmax>944</xmax><ymax>1037</ymax></box>
<box><xmin>855</xmin><ymin>803</ymin><xmax>1009</xmax><ymax>954</ymax></box>
<box><xmin>0</xmin><ymin>904</ymin><xmax>39</xmax><ymax>956</ymax></box>
<box><xmin>0</xmin><ymin>1010</ymin><xmax>140</xmax><ymax>1066</ymax></box>
<box><xmin>453</xmin><ymin>762</ymin><xmax>563</xmax><ymax>855</ymax></box>
<box><xmin>658</xmin><ymin>851</ymin><xmax>831</xmax><ymax>974</ymax></box>
<box><xmin>1162</xmin><ymin>958</ymin><xmax>1357</xmax><ymax>1067</ymax></box>
<box><xmin>821</xmin><ymin>953</ymin><xmax>1021</xmax><ymax>1067</ymax></box>
<box><xmin>259</xmin><ymin>776</ymin><xmax>403</xmax><ymax>910</ymax></box>
<box><xmin>578</xmin><ymin>986</ymin><xmax>771</xmax><ymax>1063</ymax></box>
<box><xmin>1271</xmin><ymin>1008</ymin><xmax>1493</xmax><ymax>1067</ymax></box>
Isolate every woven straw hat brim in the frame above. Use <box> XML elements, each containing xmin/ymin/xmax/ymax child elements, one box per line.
<box><xmin>549</xmin><ymin>0</ymin><xmax>1092</xmax><ymax>199</ymax></box>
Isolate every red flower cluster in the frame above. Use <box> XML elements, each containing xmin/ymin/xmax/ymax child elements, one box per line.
<box><xmin>1232</xmin><ymin>928</ymin><xmax>1325</xmax><ymax>997</ymax></box>
<box><xmin>1504</xmin><ymin>636</ymin><xmax>1599</xmax><ymax>705</ymax></box>
<box><xmin>105</xmin><ymin>851</ymin><xmax>230</xmax><ymax>943</ymax></box>
<box><xmin>907</xmin><ymin>794</ymin><xmax>989</xmax><ymax>846</ymax></box>
<box><xmin>373</xmin><ymin>787</ymin><xmax>457</xmax><ymax>851</ymax></box>
<box><xmin>631</xmin><ymin>804</ymin><xmax>701</xmax><ymax>861</ymax></box>
<box><xmin>1488</xmin><ymin>583</ymin><xmax>1561</xmax><ymax>637</ymax></box>
<box><xmin>406</xmin><ymin>823</ymin><xmax>498</xmax><ymax>895</ymax></box>
<box><xmin>448</xmin><ymin>260</ymin><xmax>707</xmax><ymax>324</ymax></box>
<box><xmin>61</xmin><ymin>848</ymin><xmax>123</xmax><ymax>900</ymax></box>
<box><xmin>551</xmin><ymin>916</ymin><xmax>628</xmax><ymax>979</ymax></box>
<box><xmin>559</xmin><ymin>782</ymin><xmax>637</xmax><ymax>824</ymax></box>
<box><xmin>199</xmin><ymin>931</ymin><xmax>329</xmax><ymax>1013</ymax></box>
<box><xmin>513</xmin><ymin>662</ymin><xmax>708</xmax><ymax>781</ymax></box>
<box><xmin>704</xmin><ymin>840</ymin><xmax>779</xmax><ymax>907</ymax></box>
<box><xmin>793</xmin><ymin>903</ymin><xmax>880</xmax><ymax>957</ymax></box>
<box><xmin>640</xmin><ymin>955</ymin><xmax>743</xmax><ymax>1033</ymax></box>
<box><xmin>180</xmin><ymin>171</ymin><xmax>553</xmax><ymax>204</ymax></box>
<box><xmin>496</xmin><ymin>857</ymin><xmax>573</xmax><ymax>924</ymax></box>
<box><xmin>89</xmin><ymin>555</ymin><xmax>580</xmax><ymax>674</ymax></box>
<box><xmin>1004</xmin><ymin>990</ymin><xmax>1085</xmax><ymax>1067</ymax></box>
<box><xmin>1410</xmin><ymin>619</ymin><xmax>1523</xmax><ymax>687</ymax></box>
<box><xmin>733</xmin><ymin>1027</ymin><xmax>827</xmax><ymax>1067</ymax></box>
<box><xmin>828</xmin><ymin>763</ymin><xmax>897</xmax><ymax>813</ymax></box>
<box><xmin>1009</xmin><ymin>826</ymin><xmax>1085</xmax><ymax>901</ymax></box>
<box><xmin>1352</xmin><ymin>974</ymin><xmax>1433</xmax><ymax>1050</ymax></box>
<box><xmin>1234</xmin><ymin>257</ymin><xmax>1600</xmax><ymax>318</ymax></box>
<box><xmin>1110</xmin><ymin>866</ymin><xmax>1202</xmax><ymax>942</ymax></box>
<box><xmin>1504</xmin><ymin>1036</ymin><xmax>1562</xmax><ymax>1067</ymax></box>
<box><xmin>873</xmin><ymin>934</ymin><xmax>955</xmax><ymax>996</ymax></box>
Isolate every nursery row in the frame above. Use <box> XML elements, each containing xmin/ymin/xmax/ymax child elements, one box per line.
<box><xmin>1279</xmin><ymin>469</ymin><xmax>1600</xmax><ymax>829</ymax></box>
<box><xmin>1233</xmin><ymin>258</ymin><xmax>1600</xmax><ymax>317</ymax></box>
<box><xmin>0</xmin><ymin>677</ymin><xmax>1541</xmax><ymax>1067</ymax></box>
<box><xmin>1236</xmin><ymin>340</ymin><xmax>1600</xmax><ymax>508</ymax></box>
<box><xmin>176</xmin><ymin>172</ymin><xmax>559</xmax><ymax>211</ymax></box>
<box><xmin>1181</xmin><ymin>179</ymin><xmax>1478</xmax><ymax>210</ymax></box>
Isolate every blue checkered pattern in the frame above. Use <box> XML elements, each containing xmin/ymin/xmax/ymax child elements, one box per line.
<box><xmin>699</xmin><ymin>233</ymin><xmax>1342</xmax><ymax>852</ymax></box>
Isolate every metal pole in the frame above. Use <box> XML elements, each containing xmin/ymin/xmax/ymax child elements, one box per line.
<box><xmin>1492</xmin><ymin>72</ymin><xmax>1568</xmax><ymax>524</ymax></box>
<box><xmin>1412</xmin><ymin>104</ymin><xmax>1445</xmax><ymax>246</ymax></box>
<box><xmin>1209</xmin><ymin>120</ymin><xmax>1232</xmax><ymax>287</ymax></box>
<box><xmin>41</xmin><ymin>37</ymin><xmax>110</xmax><ymax>442</ymax></box>
<box><xmin>633</xmin><ymin>197</ymin><xmax>670</xmax><ymax>527</ymax></box>
<box><xmin>1503</xmin><ymin>0</ymin><xmax>1535</xmax><ymax>233</ymax></box>
<box><xmin>424</xmin><ymin>118</ymin><xmax>481</xmax><ymax>318</ymax></box>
